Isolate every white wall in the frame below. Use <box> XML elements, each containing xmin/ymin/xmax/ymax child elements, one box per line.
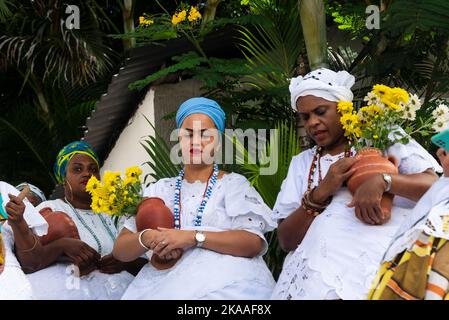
<box><xmin>100</xmin><ymin>88</ymin><xmax>156</xmax><ymax>183</ymax></box>
<box><xmin>100</xmin><ymin>79</ymin><xmax>204</xmax><ymax>185</ymax></box>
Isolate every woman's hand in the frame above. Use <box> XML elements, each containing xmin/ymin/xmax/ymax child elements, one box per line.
<box><xmin>312</xmin><ymin>157</ymin><xmax>359</xmax><ymax>204</ymax></box>
<box><xmin>159</xmin><ymin>248</ymin><xmax>183</xmax><ymax>261</ymax></box>
<box><xmin>59</xmin><ymin>238</ymin><xmax>100</xmax><ymax>274</ymax></box>
<box><xmin>347</xmin><ymin>173</ymin><xmax>387</xmax><ymax>225</ymax></box>
<box><xmin>152</xmin><ymin>228</ymin><xmax>196</xmax><ymax>258</ymax></box>
<box><xmin>5</xmin><ymin>194</ymin><xmax>26</xmax><ymax>225</ymax></box>
<box><xmin>97</xmin><ymin>253</ymin><xmax>127</xmax><ymax>274</ymax></box>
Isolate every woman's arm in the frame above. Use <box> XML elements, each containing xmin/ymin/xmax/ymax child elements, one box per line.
<box><xmin>276</xmin><ymin>208</ymin><xmax>315</xmax><ymax>252</ymax></box>
<box><xmin>349</xmin><ymin>169</ymin><xmax>439</xmax><ymax>225</ymax></box>
<box><xmin>153</xmin><ymin>228</ymin><xmax>264</xmax><ymax>258</ymax></box>
<box><xmin>389</xmin><ymin>169</ymin><xmax>438</xmax><ymax>201</ymax></box>
<box><xmin>276</xmin><ymin>156</ymin><xmax>358</xmax><ymax>252</ymax></box>
<box><xmin>113</xmin><ymin>227</ymin><xmax>264</xmax><ymax>262</ymax></box>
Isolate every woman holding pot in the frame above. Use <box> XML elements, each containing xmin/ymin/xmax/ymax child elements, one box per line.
<box><xmin>23</xmin><ymin>141</ymin><xmax>145</xmax><ymax>299</ymax></box>
<box><xmin>113</xmin><ymin>97</ymin><xmax>277</xmax><ymax>299</ymax></box>
<box><xmin>271</xmin><ymin>68</ymin><xmax>441</xmax><ymax>300</ymax></box>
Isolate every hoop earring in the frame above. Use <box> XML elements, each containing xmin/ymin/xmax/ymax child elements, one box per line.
<box><xmin>64</xmin><ymin>178</ymin><xmax>74</xmax><ymax>202</ymax></box>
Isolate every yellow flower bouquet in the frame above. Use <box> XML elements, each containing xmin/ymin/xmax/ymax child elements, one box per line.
<box><xmin>86</xmin><ymin>166</ymin><xmax>143</xmax><ymax>217</ymax></box>
<box><xmin>338</xmin><ymin>84</ymin><xmax>441</xmax><ymax>153</ymax></box>
<box><xmin>338</xmin><ymin>84</ymin><xmax>448</xmax><ymax>220</ymax></box>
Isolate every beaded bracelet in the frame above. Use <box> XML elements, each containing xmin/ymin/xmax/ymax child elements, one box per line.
<box><xmin>138</xmin><ymin>229</ymin><xmax>152</xmax><ymax>251</ymax></box>
<box><xmin>301</xmin><ymin>188</ymin><xmax>332</xmax><ymax>217</ymax></box>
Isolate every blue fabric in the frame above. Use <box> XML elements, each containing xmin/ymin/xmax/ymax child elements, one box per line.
<box><xmin>53</xmin><ymin>141</ymin><xmax>100</xmax><ymax>184</ymax></box>
<box><xmin>175</xmin><ymin>97</ymin><xmax>226</xmax><ymax>133</ymax></box>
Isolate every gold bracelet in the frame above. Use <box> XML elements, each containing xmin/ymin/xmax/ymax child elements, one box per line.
<box><xmin>17</xmin><ymin>234</ymin><xmax>38</xmax><ymax>253</ymax></box>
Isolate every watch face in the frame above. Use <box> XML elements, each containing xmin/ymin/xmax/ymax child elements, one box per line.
<box><xmin>196</xmin><ymin>232</ymin><xmax>205</xmax><ymax>242</ymax></box>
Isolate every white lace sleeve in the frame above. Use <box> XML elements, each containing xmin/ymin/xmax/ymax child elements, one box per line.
<box><xmin>224</xmin><ymin>174</ymin><xmax>277</xmax><ymax>256</ymax></box>
<box><xmin>387</xmin><ymin>127</ymin><xmax>442</xmax><ymax>174</ymax></box>
<box><xmin>272</xmin><ymin>152</ymin><xmax>308</xmax><ymax>221</ymax></box>
<box><xmin>123</xmin><ymin>179</ymin><xmax>172</xmax><ymax>233</ymax></box>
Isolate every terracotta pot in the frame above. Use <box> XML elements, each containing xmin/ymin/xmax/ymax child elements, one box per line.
<box><xmin>39</xmin><ymin>208</ymin><xmax>80</xmax><ymax>245</ymax></box>
<box><xmin>136</xmin><ymin>197</ymin><xmax>174</xmax><ymax>231</ymax></box>
<box><xmin>347</xmin><ymin>147</ymin><xmax>398</xmax><ymax>223</ymax></box>
<box><xmin>136</xmin><ymin>197</ymin><xmax>181</xmax><ymax>270</ymax></box>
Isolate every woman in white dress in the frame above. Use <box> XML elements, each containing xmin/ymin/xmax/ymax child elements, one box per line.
<box><xmin>114</xmin><ymin>97</ymin><xmax>277</xmax><ymax>300</ymax></box>
<box><xmin>21</xmin><ymin>141</ymin><xmax>146</xmax><ymax>299</ymax></box>
<box><xmin>369</xmin><ymin>136</ymin><xmax>449</xmax><ymax>299</ymax></box>
<box><xmin>0</xmin><ymin>181</ymin><xmax>48</xmax><ymax>299</ymax></box>
<box><xmin>271</xmin><ymin>68</ymin><xmax>442</xmax><ymax>300</ymax></box>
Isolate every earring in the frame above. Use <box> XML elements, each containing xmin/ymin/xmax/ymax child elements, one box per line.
<box><xmin>65</xmin><ymin>179</ymin><xmax>74</xmax><ymax>202</ymax></box>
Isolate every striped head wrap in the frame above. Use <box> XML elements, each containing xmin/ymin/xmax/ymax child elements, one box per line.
<box><xmin>54</xmin><ymin>141</ymin><xmax>100</xmax><ymax>184</ymax></box>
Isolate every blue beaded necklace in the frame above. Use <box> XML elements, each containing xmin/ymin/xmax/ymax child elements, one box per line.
<box><xmin>173</xmin><ymin>164</ymin><xmax>219</xmax><ymax>229</ymax></box>
<box><xmin>64</xmin><ymin>198</ymin><xmax>116</xmax><ymax>256</ymax></box>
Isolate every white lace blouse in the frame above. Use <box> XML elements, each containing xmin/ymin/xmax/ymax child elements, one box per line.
<box><xmin>121</xmin><ymin>172</ymin><xmax>277</xmax><ymax>300</ymax></box>
<box><xmin>271</xmin><ymin>136</ymin><xmax>442</xmax><ymax>300</ymax></box>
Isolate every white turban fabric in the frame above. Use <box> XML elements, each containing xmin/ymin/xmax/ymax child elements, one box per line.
<box><xmin>289</xmin><ymin>68</ymin><xmax>355</xmax><ymax>110</ymax></box>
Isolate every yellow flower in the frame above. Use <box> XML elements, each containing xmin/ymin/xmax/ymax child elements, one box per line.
<box><xmin>125</xmin><ymin>166</ymin><xmax>142</xmax><ymax>179</ymax></box>
<box><xmin>373</xmin><ymin>134</ymin><xmax>379</xmax><ymax>140</ymax></box>
<box><xmin>123</xmin><ymin>177</ymin><xmax>138</xmax><ymax>187</ymax></box>
<box><xmin>372</xmin><ymin>84</ymin><xmax>392</xmax><ymax>98</ymax></box>
<box><xmin>390</xmin><ymin>87</ymin><xmax>409</xmax><ymax>104</ymax></box>
<box><xmin>139</xmin><ymin>16</ymin><xmax>145</xmax><ymax>24</ymax></box>
<box><xmin>172</xmin><ymin>10</ymin><xmax>187</xmax><ymax>25</ymax></box>
<box><xmin>337</xmin><ymin>101</ymin><xmax>353</xmax><ymax>114</ymax></box>
<box><xmin>369</xmin><ymin>105</ymin><xmax>383</xmax><ymax>114</ymax></box>
<box><xmin>92</xmin><ymin>185</ymin><xmax>109</xmax><ymax>200</ymax></box>
<box><xmin>86</xmin><ymin>176</ymin><xmax>101</xmax><ymax>194</ymax></box>
<box><xmin>340</xmin><ymin>113</ymin><xmax>361</xmax><ymax>138</ymax></box>
<box><xmin>103</xmin><ymin>171</ymin><xmax>121</xmax><ymax>187</ymax></box>
<box><xmin>188</xmin><ymin>6</ymin><xmax>202</xmax><ymax>22</ymax></box>
<box><xmin>384</xmin><ymin>100</ymin><xmax>401</xmax><ymax>111</ymax></box>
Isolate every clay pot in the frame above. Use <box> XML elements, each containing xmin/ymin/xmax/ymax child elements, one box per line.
<box><xmin>136</xmin><ymin>197</ymin><xmax>181</xmax><ymax>270</ymax></box>
<box><xmin>347</xmin><ymin>147</ymin><xmax>398</xmax><ymax>223</ymax></box>
<box><xmin>136</xmin><ymin>197</ymin><xmax>174</xmax><ymax>231</ymax></box>
<box><xmin>39</xmin><ymin>208</ymin><xmax>80</xmax><ymax>245</ymax></box>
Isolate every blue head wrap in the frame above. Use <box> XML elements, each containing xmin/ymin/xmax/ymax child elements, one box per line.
<box><xmin>54</xmin><ymin>141</ymin><xmax>100</xmax><ymax>184</ymax></box>
<box><xmin>175</xmin><ymin>97</ymin><xmax>226</xmax><ymax>133</ymax></box>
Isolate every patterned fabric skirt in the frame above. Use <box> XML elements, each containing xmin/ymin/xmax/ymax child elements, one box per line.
<box><xmin>368</xmin><ymin>232</ymin><xmax>449</xmax><ymax>300</ymax></box>
<box><xmin>0</xmin><ymin>233</ymin><xmax>4</xmax><ymax>273</ymax></box>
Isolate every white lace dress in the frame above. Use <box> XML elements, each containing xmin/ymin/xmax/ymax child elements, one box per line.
<box><xmin>25</xmin><ymin>199</ymin><xmax>134</xmax><ymax>300</ymax></box>
<box><xmin>121</xmin><ymin>172</ymin><xmax>277</xmax><ymax>300</ymax></box>
<box><xmin>271</xmin><ymin>138</ymin><xmax>442</xmax><ymax>300</ymax></box>
<box><xmin>382</xmin><ymin>176</ymin><xmax>449</xmax><ymax>262</ymax></box>
<box><xmin>0</xmin><ymin>182</ymin><xmax>48</xmax><ymax>300</ymax></box>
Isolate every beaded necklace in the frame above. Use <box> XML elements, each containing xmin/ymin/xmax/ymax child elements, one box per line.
<box><xmin>307</xmin><ymin>144</ymin><xmax>354</xmax><ymax>191</ymax></box>
<box><xmin>64</xmin><ymin>198</ymin><xmax>116</xmax><ymax>256</ymax></box>
<box><xmin>173</xmin><ymin>164</ymin><xmax>219</xmax><ymax>229</ymax></box>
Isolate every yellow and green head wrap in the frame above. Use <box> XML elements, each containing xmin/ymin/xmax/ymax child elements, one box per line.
<box><xmin>54</xmin><ymin>141</ymin><xmax>100</xmax><ymax>184</ymax></box>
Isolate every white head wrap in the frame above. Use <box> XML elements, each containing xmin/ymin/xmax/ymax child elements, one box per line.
<box><xmin>289</xmin><ymin>68</ymin><xmax>355</xmax><ymax>110</ymax></box>
<box><xmin>16</xmin><ymin>182</ymin><xmax>47</xmax><ymax>203</ymax></box>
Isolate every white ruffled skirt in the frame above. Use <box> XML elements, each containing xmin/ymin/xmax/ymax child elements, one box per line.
<box><xmin>122</xmin><ymin>227</ymin><xmax>275</xmax><ymax>300</ymax></box>
<box><xmin>271</xmin><ymin>188</ymin><xmax>411</xmax><ymax>300</ymax></box>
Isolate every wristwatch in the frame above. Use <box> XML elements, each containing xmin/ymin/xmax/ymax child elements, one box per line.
<box><xmin>382</xmin><ymin>173</ymin><xmax>392</xmax><ymax>192</ymax></box>
<box><xmin>195</xmin><ymin>231</ymin><xmax>206</xmax><ymax>248</ymax></box>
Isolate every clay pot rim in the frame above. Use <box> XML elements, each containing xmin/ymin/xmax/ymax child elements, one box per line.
<box><xmin>137</xmin><ymin>197</ymin><xmax>166</xmax><ymax>211</ymax></box>
<box><xmin>357</xmin><ymin>147</ymin><xmax>383</xmax><ymax>156</ymax></box>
